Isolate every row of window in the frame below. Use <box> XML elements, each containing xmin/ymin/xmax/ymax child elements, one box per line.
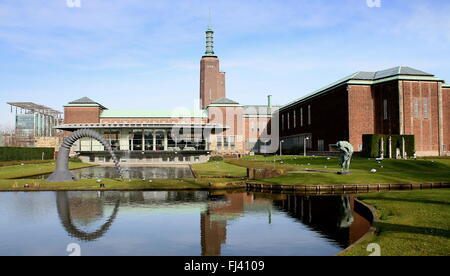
<box><xmin>216</xmin><ymin>136</ymin><xmax>236</xmax><ymax>150</ymax></box>
<box><xmin>281</xmin><ymin>105</ymin><xmax>311</xmax><ymax>131</ymax></box>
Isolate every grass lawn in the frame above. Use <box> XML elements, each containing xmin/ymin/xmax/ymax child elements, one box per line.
<box><xmin>230</xmin><ymin>156</ymin><xmax>450</xmax><ymax>185</ymax></box>
<box><xmin>192</xmin><ymin>161</ymin><xmax>247</xmax><ymax>178</ymax></box>
<box><xmin>0</xmin><ymin>161</ymin><xmax>245</xmax><ymax>191</ymax></box>
<box><xmin>0</xmin><ymin>178</ymin><xmax>245</xmax><ymax>191</ymax></box>
<box><xmin>343</xmin><ymin>189</ymin><xmax>450</xmax><ymax>256</ymax></box>
<box><xmin>0</xmin><ymin>162</ymin><xmax>96</xmax><ymax>179</ymax></box>
<box><xmin>0</xmin><ymin>160</ymin><xmax>54</xmax><ymax>167</ymax></box>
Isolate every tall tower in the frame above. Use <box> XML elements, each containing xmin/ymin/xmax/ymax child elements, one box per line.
<box><xmin>200</xmin><ymin>25</ymin><xmax>226</xmax><ymax>109</ymax></box>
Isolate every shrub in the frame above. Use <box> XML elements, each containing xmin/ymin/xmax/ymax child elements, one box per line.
<box><xmin>69</xmin><ymin>157</ymin><xmax>83</xmax><ymax>163</ymax></box>
<box><xmin>209</xmin><ymin>156</ymin><xmax>224</xmax><ymax>162</ymax></box>
<box><xmin>0</xmin><ymin>147</ymin><xmax>54</xmax><ymax>161</ymax></box>
<box><xmin>362</xmin><ymin>134</ymin><xmax>415</xmax><ymax>158</ymax></box>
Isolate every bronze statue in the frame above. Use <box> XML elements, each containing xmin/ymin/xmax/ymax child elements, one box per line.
<box><xmin>332</xmin><ymin>141</ymin><xmax>354</xmax><ymax>174</ymax></box>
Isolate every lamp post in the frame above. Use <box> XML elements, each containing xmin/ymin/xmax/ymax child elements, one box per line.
<box><xmin>280</xmin><ymin>140</ymin><xmax>285</xmax><ymax>156</ymax></box>
<box><xmin>304</xmin><ymin>137</ymin><xmax>310</xmax><ymax>157</ymax></box>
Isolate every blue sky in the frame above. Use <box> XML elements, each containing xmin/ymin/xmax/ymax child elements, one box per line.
<box><xmin>1</xmin><ymin>0</ymin><xmax>450</xmax><ymax>129</ymax></box>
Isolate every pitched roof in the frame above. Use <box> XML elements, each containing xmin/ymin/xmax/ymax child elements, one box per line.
<box><xmin>67</xmin><ymin>97</ymin><xmax>107</xmax><ymax>109</ymax></box>
<box><xmin>69</xmin><ymin>97</ymin><xmax>97</xmax><ymax>104</ymax></box>
<box><xmin>281</xmin><ymin>66</ymin><xmax>444</xmax><ymax>111</ymax></box>
<box><xmin>351</xmin><ymin>67</ymin><xmax>434</xmax><ymax>81</ymax></box>
<box><xmin>210</xmin><ymin>97</ymin><xmax>240</xmax><ymax>105</ymax></box>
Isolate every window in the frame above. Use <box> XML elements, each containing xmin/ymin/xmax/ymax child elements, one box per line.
<box><xmin>229</xmin><ymin>136</ymin><xmax>236</xmax><ymax>150</ymax></box>
<box><xmin>144</xmin><ymin>130</ymin><xmax>154</xmax><ymax>151</ymax></box>
<box><xmin>293</xmin><ymin>110</ymin><xmax>296</xmax><ymax>128</ymax></box>
<box><xmin>423</xmin><ymin>98</ymin><xmax>429</xmax><ymax>119</ymax></box>
<box><xmin>287</xmin><ymin>113</ymin><xmax>290</xmax><ymax>129</ymax></box>
<box><xmin>300</xmin><ymin>108</ymin><xmax>303</xmax><ymax>127</ymax></box>
<box><xmin>383</xmin><ymin>99</ymin><xmax>388</xmax><ymax>120</ymax></box>
<box><xmin>308</xmin><ymin>105</ymin><xmax>311</xmax><ymax>125</ymax></box>
<box><xmin>414</xmin><ymin>98</ymin><xmax>420</xmax><ymax>118</ymax></box>
<box><xmin>318</xmin><ymin>140</ymin><xmax>324</xmax><ymax>151</ymax></box>
<box><xmin>223</xmin><ymin>136</ymin><xmax>229</xmax><ymax>150</ymax></box>
<box><xmin>281</xmin><ymin>114</ymin><xmax>285</xmax><ymax>131</ymax></box>
<box><xmin>217</xmin><ymin>136</ymin><xmax>223</xmax><ymax>150</ymax></box>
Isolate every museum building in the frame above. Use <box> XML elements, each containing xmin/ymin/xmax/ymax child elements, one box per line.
<box><xmin>279</xmin><ymin>67</ymin><xmax>450</xmax><ymax>157</ymax></box>
<box><xmin>56</xmin><ymin>26</ymin><xmax>450</xmax><ymax>161</ymax></box>
<box><xmin>57</xmin><ymin>26</ymin><xmax>279</xmax><ymax>163</ymax></box>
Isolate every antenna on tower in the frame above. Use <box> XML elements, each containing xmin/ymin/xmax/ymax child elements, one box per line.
<box><xmin>208</xmin><ymin>8</ymin><xmax>212</xmax><ymax>28</ymax></box>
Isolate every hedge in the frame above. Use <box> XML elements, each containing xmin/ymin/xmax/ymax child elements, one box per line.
<box><xmin>0</xmin><ymin>147</ymin><xmax>55</xmax><ymax>161</ymax></box>
<box><xmin>362</xmin><ymin>134</ymin><xmax>415</xmax><ymax>158</ymax></box>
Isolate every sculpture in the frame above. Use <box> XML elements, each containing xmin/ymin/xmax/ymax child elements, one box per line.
<box><xmin>333</xmin><ymin>141</ymin><xmax>354</xmax><ymax>174</ymax></box>
<box><xmin>47</xmin><ymin>129</ymin><xmax>124</xmax><ymax>182</ymax></box>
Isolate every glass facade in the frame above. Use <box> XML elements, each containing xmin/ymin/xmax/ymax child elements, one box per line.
<box><xmin>76</xmin><ymin>128</ymin><xmax>208</xmax><ymax>152</ymax></box>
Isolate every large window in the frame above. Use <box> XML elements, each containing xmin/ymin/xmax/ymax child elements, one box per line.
<box><xmin>423</xmin><ymin>98</ymin><xmax>429</xmax><ymax>119</ymax></box>
<box><xmin>130</xmin><ymin>130</ymin><xmax>143</xmax><ymax>151</ymax></box>
<box><xmin>104</xmin><ymin>129</ymin><xmax>120</xmax><ymax>150</ymax></box>
<box><xmin>155</xmin><ymin>131</ymin><xmax>165</xmax><ymax>151</ymax></box>
<box><xmin>383</xmin><ymin>99</ymin><xmax>388</xmax><ymax>120</ymax></box>
<box><xmin>287</xmin><ymin>113</ymin><xmax>290</xmax><ymax>130</ymax></box>
<box><xmin>144</xmin><ymin>130</ymin><xmax>154</xmax><ymax>151</ymax></box>
<box><xmin>414</xmin><ymin>98</ymin><xmax>420</xmax><ymax>118</ymax></box>
<box><xmin>308</xmin><ymin>105</ymin><xmax>311</xmax><ymax>125</ymax></box>
<box><xmin>300</xmin><ymin>108</ymin><xmax>303</xmax><ymax>127</ymax></box>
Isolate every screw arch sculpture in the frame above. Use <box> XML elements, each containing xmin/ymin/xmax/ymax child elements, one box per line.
<box><xmin>47</xmin><ymin>129</ymin><xmax>124</xmax><ymax>182</ymax></box>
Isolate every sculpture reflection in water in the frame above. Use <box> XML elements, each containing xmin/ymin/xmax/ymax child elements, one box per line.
<box><xmin>55</xmin><ymin>191</ymin><xmax>371</xmax><ymax>255</ymax></box>
<box><xmin>56</xmin><ymin>192</ymin><xmax>121</xmax><ymax>241</ymax></box>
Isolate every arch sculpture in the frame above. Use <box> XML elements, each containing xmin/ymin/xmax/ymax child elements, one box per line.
<box><xmin>47</xmin><ymin>129</ymin><xmax>124</xmax><ymax>182</ymax></box>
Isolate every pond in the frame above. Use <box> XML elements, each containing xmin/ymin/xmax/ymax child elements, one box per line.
<box><xmin>28</xmin><ymin>166</ymin><xmax>194</xmax><ymax>179</ymax></box>
<box><xmin>0</xmin><ymin>191</ymin><xmax>371</xmax><ymax>256</ymax></box>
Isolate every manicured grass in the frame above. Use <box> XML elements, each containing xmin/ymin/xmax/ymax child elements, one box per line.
<box><xmin>231</xmin><ymin>156</ymin><xmax>450</xmax><ymax>185</ymax></box>
<box><xmin>192</xmin><ymin>161</ymin><xmax>247</xmax><ymax>178</ymax></box>
<box><xmin>343</xmin><ymin>189</ymin><xmax>450</xmax><ymax>256</ymax></box>
<box><xmin>0</xmin><ymin>162</ymin><xmax>96</xmax><ymax>179</ymax></box>
<box><xmin>0</xmin><ymin>160</ymin><xmax>54</xmax><ymax>167</ymax></box>
<box><xmin>0</xmin><ymin>178</ymin><xmax>245</xmax><ymax>191</ymax></box>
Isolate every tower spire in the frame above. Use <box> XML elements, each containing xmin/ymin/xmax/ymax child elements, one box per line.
<box><xmin>204</xmin><ymin>10</ymin><xmax>215</xmax><ymax>57</ymax></box>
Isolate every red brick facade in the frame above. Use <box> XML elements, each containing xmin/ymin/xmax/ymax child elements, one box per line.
<box><xmin>443</xmin><ymin>87</ymin><xmax>450</xmax><ymax>153</ymax></box>
<box><xmin>64</xmin><ymin>106</ymin><xmax>101</xmax><ymax>124</ymax></box>
<box><xmin>280</xmin><ymin>78</ymin><xmax>449</xmax><ymax>156</ymax></box>
<box><xmin>200</xmin><ymin>57</ymin><xmax>226</xmax><ymax>109</ymax></box>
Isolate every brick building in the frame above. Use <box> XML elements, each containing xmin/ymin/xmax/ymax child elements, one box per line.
<box><xmin>279</xmin><ymin>67</ymin><xmax>450</xmax><ymax>156</ymax></box>
<box><xmin>58</xmin><ymin>26</ymin><xmax>279</xmax><ymax>164</ymax></box>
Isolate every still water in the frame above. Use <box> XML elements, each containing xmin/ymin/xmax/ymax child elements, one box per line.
<box><xmin>29</xmin><ymin>166</ymin><xmax>194</xmax><ymax>179</ymax></box>
<box><xmin>0</xmin><ymin>191</ymin><xmax>370</xmax><ymax>256</ymax></box>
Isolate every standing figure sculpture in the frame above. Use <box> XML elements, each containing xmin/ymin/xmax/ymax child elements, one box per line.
<box><xmin>333</xmin><ymin>141</ymin><xmax>354</xmax><ymax>174</ymax></box>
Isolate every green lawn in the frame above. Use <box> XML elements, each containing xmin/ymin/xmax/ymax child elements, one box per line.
<box><xmin>192</xmin><ymin>161</ymin><xmax>247</xmax><ymax>178</ymax></box>
<box><xmin>0</xmin><ymin>160</ymin><xmax>245</xmax><ymax>191</ymax></box>
<box><xmin>0</xmin><ymin>162</ymin><xmax>96</xmax><ymax>179</ymax></box>
<box><xmin>343</xmin><ymin>189</ymin><xmax>450</xmax><ymax>256</ymax></box>
<box><xmin>0</xmin><ymin>178</ymin><xmax>245</xmax><ymax>191</ymax></box>
<box><xmin>231</xmin><ymin>156</ymin><xmax>450</xmax><ymax>185</ymax></box>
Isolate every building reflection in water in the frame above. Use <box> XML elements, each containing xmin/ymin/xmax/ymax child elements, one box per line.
<box><xmin>55</xmin><ymin>191</ymin><xmax>371</xmax><ymax>255</ymax></box>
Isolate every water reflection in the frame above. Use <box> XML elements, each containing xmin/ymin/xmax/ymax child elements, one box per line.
<box><xmin>56</xmin><ymin>192</ymin><xmax>121</xmax><ymax>241</ymax></box>
<box><xmin>30</xmin><ymin>166</ymin><xmax>194</xmax><ymax>179</ymax></box>
<box><xmin>49</xmin><ymin>191</ymin><xmax>370</xmax><ymax>256</ymax></box>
